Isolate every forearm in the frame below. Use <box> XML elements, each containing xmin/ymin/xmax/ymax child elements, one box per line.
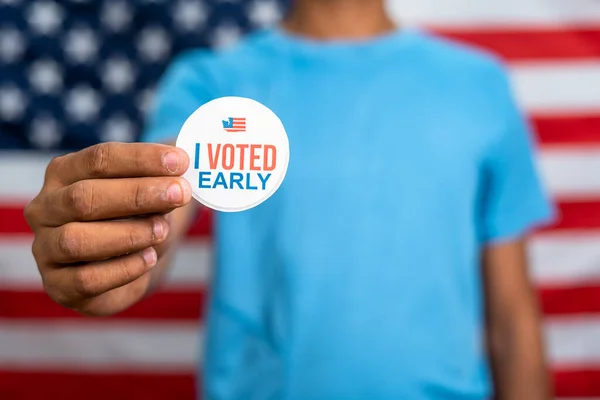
<box><xmin>482</xmin><ymin>240</ymin><xmax>554</xmax><ymax>400</ymax></box>
<box><xmin>487</xmin><ymin>307</ymin><xmax>553</xmax><ymax>400</ymax></box>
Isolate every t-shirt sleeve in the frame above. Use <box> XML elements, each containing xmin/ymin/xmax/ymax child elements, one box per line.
<box><xmin>479</xmin><ymin>64</ymin><xmax>556</xmax><ymax>244</ymax></box>
<box><xmin>140</xmin><ymin>50</ymin><xmax>215</xmax><ymax>144</ymax></box>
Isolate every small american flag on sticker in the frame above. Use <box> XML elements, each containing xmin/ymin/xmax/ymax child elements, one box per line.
<box><xmin>222</xmin><ymin>117</ymin><xmax>247</xmax><ymax>132</ymax></box>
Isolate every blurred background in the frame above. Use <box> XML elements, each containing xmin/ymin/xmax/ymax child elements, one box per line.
<box><xmin>1</xmin><ymin>0</ymin><xmax>600</xmax><ymax>399</ymax></box>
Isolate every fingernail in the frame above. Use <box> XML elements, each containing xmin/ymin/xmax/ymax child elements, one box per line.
<box><xmin>167</xmin><ymin>182</ymin><xmax>183</xmax><ymax>204</ymax></box>
<box><xmin>179</xmin><ymin>177</ymin><xmax>192</xmax><ymax>201</ymax></box>
<box><xmin>162</xmin><ymin>152</ymin><xmax>179</xmax><ymax>173</ymax></box>
<box><xmin>153</xmin><ymin>219</ymin><xmax>164</xmax><ymax>240</ymax></box>
<box><xmin>142</xmin><ymin>248</ymin><xmax>157</xmax><ymax>267</ymax></box>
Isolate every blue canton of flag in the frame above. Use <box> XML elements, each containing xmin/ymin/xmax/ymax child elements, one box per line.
<box><xmin>0</xmin><ymin>0</ymin><xmax>287</xmax><ymax>151</ymax></box>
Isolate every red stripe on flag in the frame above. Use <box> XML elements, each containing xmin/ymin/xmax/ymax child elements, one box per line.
<box><xmin>1</xmin><ymin>369</ymin><xmax>600</xmax><ymax>399</ymax></box>
<box><xmin>5</xmin><ymin>285</ymin><xmax>600</xmax><ymax>319</ymax></box>
<box><xmin>435</xmin><ymin>27</ymin><xmax>600</xmax><ymax>61</ymax></box>
<box><xmin>0</xmin><ymin>370</ymin><xmax>599</xmax><ymax>399</ymax></box>
<box><xmin>0</xmin><ymin>370</ymin><xmax>196</xmax><ymax>400</ymax></box>
<box><xmin>539</xmin><ymin>285</ymin><xmax>600</xmax><ymax>315</ymax></box>
<box><xmin>188</xmin><ymin>208</ymin><xmax>212</xmax><ymax>237</ymax></box>
<box><xmin>0</xmin><ymin>205</ymin><xmax>30</xmax><ymax>234</ymax></box>
<box><xmin>0</xmin><ymin>205</ymin><xmax>212</xmax><ymax>237</ymax></box>
<box><xmin>542</xmin><ymin>200</ymin><xmax>600</xmax><ymax>231</ymax></box>
<box><xmin>2</xmin><ymin>200</ymin><xmax>600</xmax><ymax>236</ymax></box>
<box><xmin>5</xmin><ymin>286</ymin><xmax>599</xmax><ymax>319</ymax></box>
<box><xmin>533</xmin><ymin>115</ymin><xmax>600</xmax><ymax>146</ymax></box>
<box><xmin>1</xmin><ymin>369</ymin><xmax>599</xmax><ymax>399</ymax></box>
<box><xmin>554</xmin><ymin>368</ymin><xmax>600</xmax><ymax>397</ymax></box>
<box><xmin>0</xmin><ymin>289</ymin><xmax>206</xmax><ymax>320</ymax></box>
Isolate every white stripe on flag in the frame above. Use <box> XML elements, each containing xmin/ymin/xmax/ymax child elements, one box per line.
<box><xmin>3</xmin><ymin>148</ymin><xmax>600</xmax><ymax>200</ymax></box>
<box><xmin>539</xmin><ymin>149</ymin><xmax>600</xmax><ymax>198</ymax></box>
<box><xmin>1</xmin><ymin>318</ymin><xmax>598</xmax><ymax>370</ymax></box>
<box><xmin>0</xmin><ymin>320</ymin><xmax>202</xmax><ymax>372</ymax></box>
<box><xmin>387</xmin><ymin>0</ymin><xmax>600</xmax><ymax>28</ymax></box>
<box><xmin>0</xmin><ymin>152</ymin><xmax>50</xmax><ymax>202</ymax></box>
<box><xmin>530</xmin><ymin>233</ymin><xmax>600</xmax><ymax>286</ymax></box>
<box><xmin>0</xmin><ymin>238</ymin><xmax>211</xmax><ymax>289</ymax></box>
<box><xmin>546</xmin><ymin>317</ymin><xmax>600</xmax><ymax>367</ymax></box>
<box><xmin>0</xmin><ymin>70</ymin><xmax>597</xmax><ymax>201</ymax></box>
<box><xmin>510</xmin><ymin>61</ymin><xmax>600</xmax><ymax>114</ymax></box>
<box><xmin>3</xmin><ymin>234</ymin><xmax>600</xmax><ymax>290</ymax></box>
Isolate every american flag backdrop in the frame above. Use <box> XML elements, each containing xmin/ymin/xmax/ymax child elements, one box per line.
<box><xmin>1</xmin><ymin>0</ymin><xmax>600</xmax><ymax>399</ymax></box>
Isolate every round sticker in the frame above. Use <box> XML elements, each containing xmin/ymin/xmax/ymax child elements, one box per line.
<box><xmin>176</xmin><ymin>96</ymin><xmax>290</xmax><ymax>212</ymax></box>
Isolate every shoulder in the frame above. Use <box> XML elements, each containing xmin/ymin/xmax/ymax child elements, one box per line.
<box><xmin>408</xmin><ymin>29</ymin><xmax>519</xmax><ymax>120</ymax></box>
<box><xmin>410</xmin><ymin>29</ymin><xmax>512</xmax><ymax>89</ymax></box>
<box><xmin>408</xmin><ymin>30</ymin><xmax>526</xmax><ymax>147</ymax></box>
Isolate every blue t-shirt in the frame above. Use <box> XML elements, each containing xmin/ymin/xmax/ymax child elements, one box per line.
<box><xmin>142</xmin><ymin>27</ymin><xmax>554</xmax><ymax>400</ymax></box>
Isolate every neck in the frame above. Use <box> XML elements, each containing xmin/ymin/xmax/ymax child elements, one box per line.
<box><xmin>281</xmin><ymin>0</ymin><xmax>397</xmax><ymax>41</ymax></box>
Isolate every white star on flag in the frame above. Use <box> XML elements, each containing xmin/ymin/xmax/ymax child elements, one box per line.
<box><xmin>64</xmin><ymin>85</ymin><xmax>102</xmax><ymax>122</ymax></box>
<box><xmin>173</xmin><ymin>0</ymin><xmax>208</xmax><ymax>32</ymax></box>
<box><xmin>101</xmin><ymin>1</ymin><xmax>133</xmax><ymax>33</ymax></box>
<box><xmin>137</xmin><ymin>27</ymin><xmax>172</xmax><ymax>62</ymax></box>
<box><xmin>27</xmin><ymin>0</ymin><xmax>63</xmax><ymax>35</ymax></box>
<box><xmin>101</xmin><ymin>114</ymin><xmax>136</xmax><ymax>143</ymax></box>
<box><xmin>211</xmin><ymin>21</ymin><xmax>243</xmax><ymax>48</ymax></box>
<box><xmin>0</xmin><ymin>85</ymin><xmax>27</xmax><ymax>121</ymax></box>
<box><xmin>137</xmin><ymin>87</ymin><xmax>156</xmax><ymax>117</ymax></box>
<box><xmin>29</xmin><ymin>59</ymin><xmax>63</xmax><ymax>94</ymax></box>
<box><xmin>30</xmin><ymin>115</ymin><xmax>62</xmax><ymax>149</ymax></box>
<box><xmin>101</xmin><ymin>57</ymin><xmax>136</xmax><ymax>94</ymax></box>
<box><xmin>63</xmin><ymin>26</ymin><xmax>99</xmax><ymax>64</ymax></box>
<box><xmin>0</xmin><ymin>28</ymin><xmax>26</xmax><ymax>63</ymax></box>
<box><xmin>247</xmin><ymin>0</ymin><xmax>282</xmax><ymax>28</ymax></box>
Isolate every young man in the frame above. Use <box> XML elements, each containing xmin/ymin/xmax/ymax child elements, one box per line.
<box><xmin>25</xmin><ymin>1</ymin><xmax>555</xmax><ymax>399</ymax></box>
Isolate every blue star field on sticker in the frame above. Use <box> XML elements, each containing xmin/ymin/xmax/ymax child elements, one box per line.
<box><xmin>0</xmin><ymin>0</ymin><xmax>287</xmax><ymax>150</ymax></box>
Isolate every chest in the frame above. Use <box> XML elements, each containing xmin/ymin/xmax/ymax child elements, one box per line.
<box><xmin>286</xmin><ymin>89</ymin><xmax>488</xmax><ymax>206</ymax></box>
<box><xmin>220</xmin><ymin>65</ymin><xmax>493</xmax><ymax>218</ymax></box>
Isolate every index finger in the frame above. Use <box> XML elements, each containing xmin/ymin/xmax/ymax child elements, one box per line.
<box><xmin>48</xmin><ymin>142</ymin><xmax>190</xmax><ymax>186</ymax></box>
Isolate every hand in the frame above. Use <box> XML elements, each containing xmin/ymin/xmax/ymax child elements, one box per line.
<box><xmin>24</xmin><ymin>142</ymin><xmax>192</xmax><ymax>316</ymax></box>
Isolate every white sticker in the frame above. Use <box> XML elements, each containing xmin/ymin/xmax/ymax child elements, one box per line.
<box><xmin>176</xmin><ymin>96</ymin><xmax>290</xmax><ymax>212</ymax></box>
